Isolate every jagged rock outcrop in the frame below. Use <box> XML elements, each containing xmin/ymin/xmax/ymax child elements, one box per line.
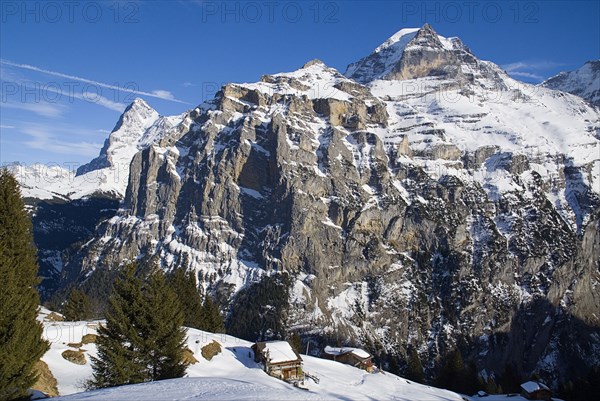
<box><xmin>24</xmin><ymin>24</ymin><xmax>600</xmax><ymax>388</ymax></box>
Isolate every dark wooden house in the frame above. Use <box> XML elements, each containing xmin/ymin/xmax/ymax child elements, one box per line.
<box><xmin>520</xmin><ymin>381</ymin><xmax>552</xmax><ymax>401</ymax></box>
<box><xmin>322</xmin><ymin>346</ymin><xmax>374</xmax><ymax>372</ymax></box>
<box><xmin>252</xmin><ymin>341</ymin><xmax>303</xmax><ymax>381</ymax></box>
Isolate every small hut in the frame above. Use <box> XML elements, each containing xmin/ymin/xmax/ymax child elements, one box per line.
<box><xmin>322</xmin><ymin>346</ymin><xmax>374</xmax><ymax>372</ymax></box>
<box><xmin>252</xmin><ymin>341</ymin><xmax>303</xmax><ymax>381</ymax></box>
<box><xmin>520</xmin><ymin>381</ymin><xmax>552</xmax><ymax>401</ymax></box>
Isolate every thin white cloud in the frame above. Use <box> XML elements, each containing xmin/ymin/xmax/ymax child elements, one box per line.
<box><xmin>1</xmin><ymin>101</ymin><xmax>66</xmax><ymax>118</ymax></box>
<box><xmin>501</xmin><ymin>60</ymin><xmax>564</xmax><ymax>82</ymax></box>
<box><xmin>1</xmin><ymin>75</ymin><xmax>127</xmax><ymax>113</ymax></box>
<box><xmin>43</xmin><ymin>83</ymin><xmax>127</xmax><ymax>113</ymax></box>
<box><xmin>19</xmin><ymin>124</ymin><xmax>103</xmax><ymax>157</ymax></box>
<box><xmin>151</xmin><ymin>89</ymin><xmax>175</xmax><ymax>100</ymax></box>
<box><xmin>1</xmin><ymin>59</ymin><xmax>188</xmax><ymax>104</ymax></box>
<box><xmin>508</xmin><ymin>71</ymin><xmax>544</xmax><ymax>81</ymax></box>
<box><xmin>502</xmin><ymin>61</ymin><xmax>563</xmax><ymax>72</ymax></box>
<box><xmin>0</xmin><ymin>125</ymin><xmax>16</xmax><ymax>129</ymax></box>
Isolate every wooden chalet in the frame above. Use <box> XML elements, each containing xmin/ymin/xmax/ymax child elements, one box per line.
<box><xmin>252</xmin><ymin>341</ymin><xmax>303</xmax><ymax>381</ymax></box>
<box><xmin>322</xmin><ymin>346</ymin><xmax>374</xmax><ymax>372</ymax></box>
<box><xmin>520</xmin><ymin>381</ymin><xmax>552</xmax><ymax>401</ymax></box>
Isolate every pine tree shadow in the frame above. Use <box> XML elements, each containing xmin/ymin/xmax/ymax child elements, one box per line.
<box><xmin>226</xmin><ymin>346</ymin><xmax>261</xmax><ymax>369</ymax></box>
<box><xmin>474</xmin><ymin>296</ymin><xmax>600</xmax><ymax>397</ymax></box>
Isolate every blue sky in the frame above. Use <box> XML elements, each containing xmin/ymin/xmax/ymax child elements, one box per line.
<box><xmin>1</xmin><ymin>0</ymin><xmax>599</xmax><ymax>165</ymax></box>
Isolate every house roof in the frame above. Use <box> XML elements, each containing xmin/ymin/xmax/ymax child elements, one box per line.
<box><xmin>520</xmin><ymin>381</ymin><xmax>550</xmax><ymax>393</ymax></box>
<box><xmin>324</xmin><ymin>346</ymin><xmax>371</xmax><ymax>359</ymax></box>
<box><xmin>256</xmin><ymin>341</ymin><xmax>301</xmax><ymax>364</ymax></box>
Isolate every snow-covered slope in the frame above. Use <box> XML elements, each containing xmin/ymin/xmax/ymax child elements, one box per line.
<box><xmin>38</xmin><ymin>310</ymin><xmax>564</xmax><ymax>401</ymax></box>
<box><xmin>542</xmin><ymin>60</ymin><xmax>600</xmax><ymax>108</ymax></box>
<box><xmin>38</xmin><ymin>311</ymin><xmax>467</xmax><ymax>401</ymax></box>
<box><xmin>10</xmin><ymin>163</ymin><xmax>74</xmax><ymax>202</ymax></box>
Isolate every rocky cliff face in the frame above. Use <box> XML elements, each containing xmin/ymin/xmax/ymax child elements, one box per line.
<box><xmin>25</xmin><ymin>25</ymin><xmax>600</xmax><ymax>387</ymax></box>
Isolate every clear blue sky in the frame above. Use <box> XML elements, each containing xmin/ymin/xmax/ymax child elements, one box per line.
<box><xmin>1</xmin><ymin>0</ymin><xmax>599</xmax><ymax>165</ymax></box>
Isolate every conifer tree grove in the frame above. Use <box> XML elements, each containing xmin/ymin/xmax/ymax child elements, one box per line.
<box><xmin>169</xmin><ymin>269</ymin><xmax>204</xmax><ymax>330</ymax></box>
<box><xmin>202</xmin><ymin>296</ymin><xmax>225</xmax><ymax>333</ymax></box>
<box><xmin>405</xmin><ymin>347</ymin><xmax>424</xmax><ymax>383</ymax></box>
<box><xmin>0</xmin><ymin>169</ymin><xmax>49</xmax><ymax>400</ymax></box>
<box><xmin>63</xmin><ymin>288</ymin><xmax>93</xmax><ymax>321</ymax></box>
<box><xmin>89</xmin><ymin>264</ymin><xmax>188</xmax><ymax>389</ymax></box>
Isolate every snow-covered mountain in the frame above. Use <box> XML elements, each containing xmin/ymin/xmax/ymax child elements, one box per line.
<box><xmin>19</xmin><ymin>24</ymin><xmax>600</xmax><ymax>391</ymax></box>
<box><xmin>12</xmin><ymin>98</ymin><xmax>185</xmax><ymax>201</ymax></box>
<box><xmin>347</xmin><ymin>24</ymin><xmax>599</xmax><ymax>232</ymax></box>
<box><xmin>542</xmin><ymin>60</ymin><xmax>600</xmax><ymax>108</ymax></box>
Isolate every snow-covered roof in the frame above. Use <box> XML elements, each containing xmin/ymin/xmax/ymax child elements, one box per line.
<box><xmin>324</xmin><ymin>346</ymin><xmax>371</xmax><ymax>359</ymax></box>
<box><xmin>259</xmin><ymin>341</ymin><xmax>301</xmax><ymax>364</ymax></box>
<box><xmin>520</xmin><ymin>381</ymin><xmax>550</xmax><ymax>393</ymax></box>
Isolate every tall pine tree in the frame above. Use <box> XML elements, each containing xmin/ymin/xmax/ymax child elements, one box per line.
<box><xmin>169</xmin><ymin>269</ymin><xmax>204</xmax><ymax>329</ymax></box>
<box><xmin>89</xmin><ymin>264</ymin><xmax>188</xmax><ymax>388</ymax></box>
<box><xmin>63</xmin><ymin>288</ymin><xmax>93</xmax><ymax>321</ymax></box>
<box><xmin>202</xmin><ymin>296</ymin><xmax>225</xmax><ymax>333</ymax></box>
<box><xmin>0</xmin><ymin>169</ymin><xmax>49</xmax><ymax>400</ymax></box>
<box><xmin>143</xmin><ymin>270</ymin><xmax>188</xmax><ymax>380</ymax></box>
<box><xmin>405</xmin><ymin>347</ymin><xmax>424</xmax><ymax>383</ymax></box>
<box><xmin>436</xmin><ymin>348</ymin><xmax>465</xmax><ymax>392</ymax></box>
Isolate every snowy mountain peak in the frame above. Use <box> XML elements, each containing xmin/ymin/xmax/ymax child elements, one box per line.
<box><xmin>302</xmin><ymin>59</ymin><xmax>326</xmax><ymax>68</ymax></box>
<box><xmin>542</xmin><ymin>60</ymin><xmax>600</xmax><ymax>107</ymax></box>
<box><xmin>76</xmin><ymin>98</ymin><xmax>159</xmax><ymax>176</ymax></box>
<box><xmin>373</xmin><ymin>27</ymin><xmax>420</xmax><ymax>54</ymax></box>
<box><xmin>345</xmin><ymin>24</ymin><xmax>474</xmax><ymax>83</ymax></box>
<box><xmin>105</xmin><ymin>97</ymin><xmax>160</xmax><ymax>147</ymax></box>
<box><xmin>407</xmin><ymin>23</ymin><xmax>445</xmax><ymax>49</ymax></box>
<box><xmin>241</xmin><ymin>59</ymin><xmax>364</xmax><ymax>102</ymax></box>
<box><xmin>15</xmin><ymin>98</ymin><xmax>185</xmax><ymax>201</ymax></box>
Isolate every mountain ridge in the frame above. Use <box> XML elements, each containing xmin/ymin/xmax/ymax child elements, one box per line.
<box><xmin>541</xmin><ymin>60</ymin><xmax>600</xmax><ymax>108</ymax></box>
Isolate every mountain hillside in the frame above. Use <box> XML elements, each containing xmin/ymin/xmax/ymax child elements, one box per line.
<box><xmin>35</xmin><ymin>309</ymin><xmax>559</xmax><ymax>400</ymax></box>
<box><xmin>18</xmin><ymin>24</ymin><xmax>600</xmax><ymax>390</ymax></box>
<box><xmin>36</xmin><ymin>309</ymin><xmax>467</xmax><ymax>400</ymax></box>
<box><xmin>542</xmin><ymin>60</ymin><xmax>600</xmax><ymax>108</ymax></box>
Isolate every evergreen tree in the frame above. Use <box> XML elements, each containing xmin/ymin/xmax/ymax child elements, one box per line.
<box><xmin>89</xmin><ymin>264</ymin><xmax>188</xmax><ymax>389</ymax></box>
<box><xmin>498</xmin><ymin>363</ymin><xmax>521</xmax><ymax>394</ymax></box>
<box><xmin>481</xmin><ymin>376</ymin><xmax>500</xmax><ymax>394</ymax></box>
<box><xmin>0</xmin><ymin>169</ymin><xmax>50</xmax><ymax>400</ymax></box>
<box><xmin>169</xmin><ymin>269</ymin><xmax>204</xmax><ymax>329</ymax></box>
<box><xmin>436</xmin><ymin>348</ymin><xmax>465</xmax><ymax>392</ymax></box>
<box><xmin>387</xmin><ymin>355</ymin><xmax>401</xmax><ymax>376</ymax></box>
<box><xmin>202</xmin><ymin>296</ymin><xmax>225</xmax><ymax>333</ymax></box>
<box><xmin>288</xmin><ymin>332</ymin><xmax>302</xmax><ymax>355</ymax></box>
<box><xmin>405</xmin><ymin>347</ymin><xmax>424</xmax><ymax>383</ymax></box>
<box><xmin>63</xmin><ymin>288</ymin><xmax>93</xmax><ymax>321</ymax></box>
<box><xmin>226</xmin><ymin>275</ymin><xmax>290</xmax><ymax>340</ymax></box>
<box><xmin>143</xmin><ymin>270</ymin><xmax>188</xmax><ymax>380</ymax></box>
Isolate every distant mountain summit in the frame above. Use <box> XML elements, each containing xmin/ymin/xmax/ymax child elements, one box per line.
<box><xmin>15</xmin><ymin>98</ymin><xmax>185</xmax><ymax>201</ymax></box>
<box><xmin>76</xmin><ymin>98</ymin><xmax>160</xmax><ymax>176</ymax></box>
<box><xmin>345</xmin><ymin>23</ymin><xmax>501</xmax><ymax>85</ymax></box>
<box><xmin>542</xmin><ymin>60</ymin><xmax>600</xmax><ymax>107</ymax></box>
